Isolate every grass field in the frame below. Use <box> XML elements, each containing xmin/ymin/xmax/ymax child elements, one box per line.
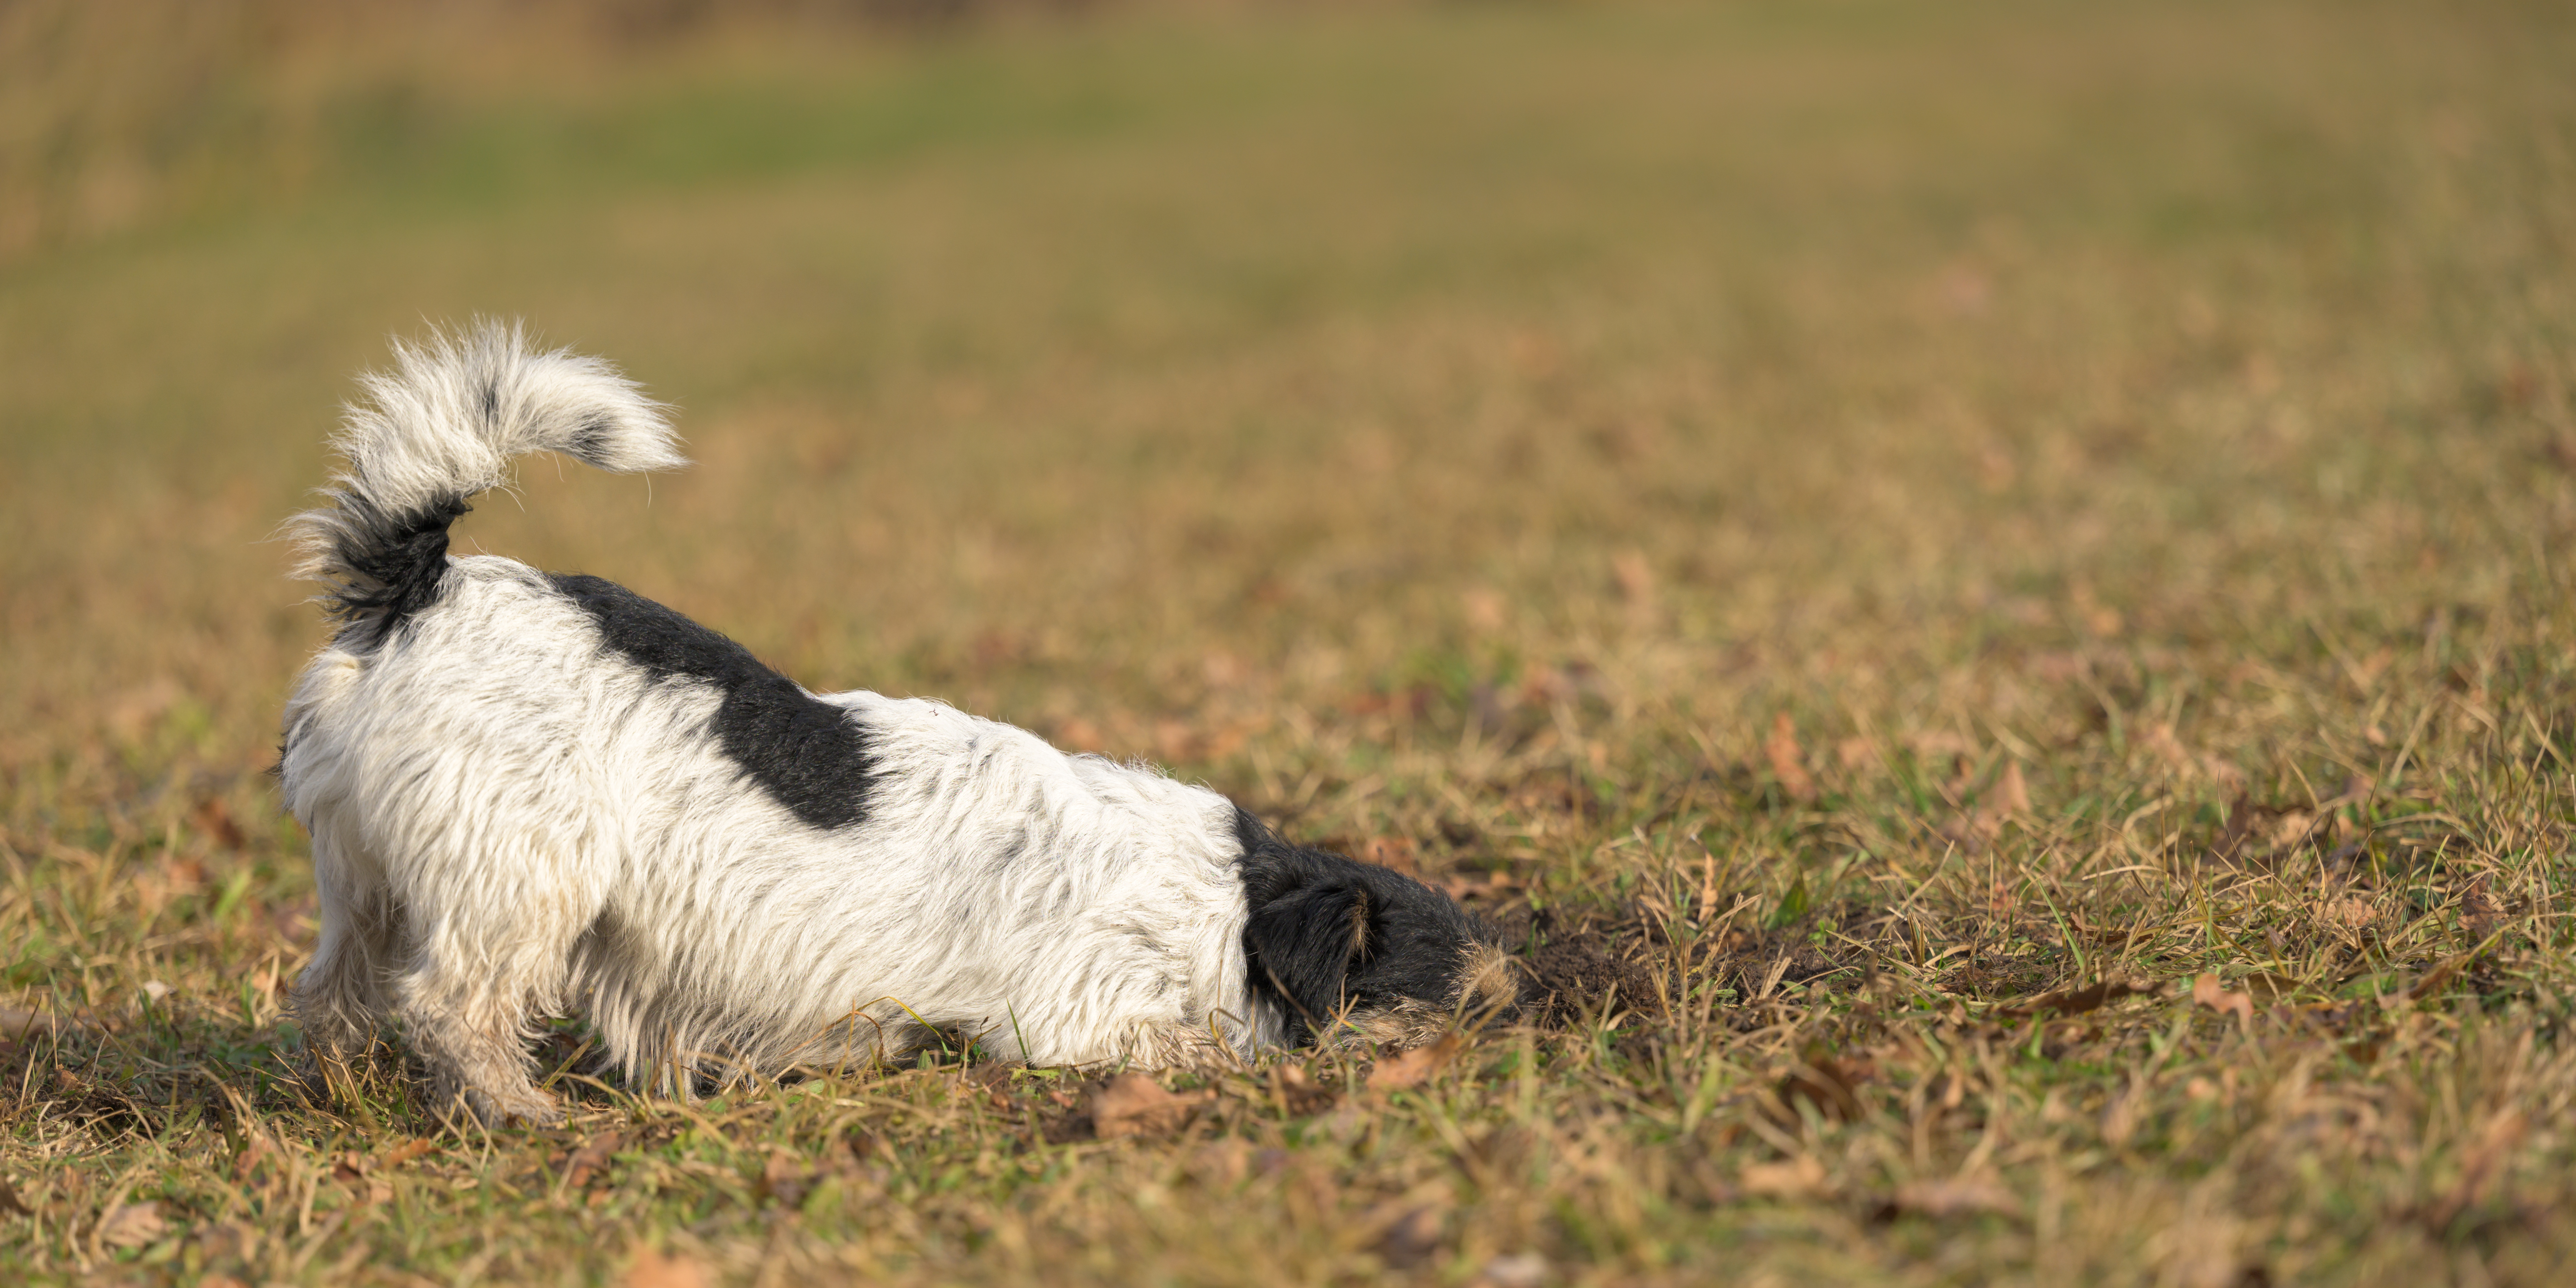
<box><xmin>6</xmin><ymin>0</ymin><xmax>2576</xmax><ymax>1282</ymax></box>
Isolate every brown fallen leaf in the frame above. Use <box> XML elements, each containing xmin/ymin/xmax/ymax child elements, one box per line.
<box><xmin>1370</xmin><ymin>1202</ymin><xmax>1448</xmax><ymax>1268</ymax></box>
<box><xmin>193</xmin><ymin>798</ymin><xmax>247</xmax><ymax>851</ymax></box>
<box><xmin>97</xmin><ymin>1200</ymin><xmax>166</xmax><ymax>1249</ymax></box>
<box><xmin>1776</xmin><ymin>1046</ymin><xmax>1867</xmax><ymax>1122</ymax></box>
<box><xmin>1993</xmin><ymin>978</ymin><xmax>2157</xmax><ymax>1020</ymax></box>
<box><xmin>1765</xmin><ymin>714</ymin><xmax>1818</xmax><ymax>803</ymax></box>
<box><xmin>1186</xmin><ymin>1138</ymin><xmax>1253</xmax><ymax>1188</ymax></box>
<box><xmin>2406</xmin><ymin>951</ymin><xmax>2477</xmax><ymax>1003</ymax></box>
<box><xmin>1611</xmin><ymin>549</ymin><xmax>1655</xmax><ymax>607</ymax></box>
<box><xmin>104</xmin><ymin>676</ymin><xmax>184</xmax><ymax>743</ymax></box>
<box><xmin>0</xmin><ymin>1007</ymin><xmax>62</xmax><ymax>1041</ymax></box>
<box><xmin>1988</xmin><ymin>760</ymin><xmax>2031</xmax><ymax>816</ymax></box>
<box><xmin>1356</xmin><ymin>835</ymin><xmax>1421</xmax><ymax>876</ymax></box>
<box><xmin>622</xmin><ymin>1246</ymin><xmax>710</xmax><ymax>1288</ymax></box>
<box><xmin>1892</xmin><ymin>1174</ymin><xmax>2020</xmax><ymax>1219</ymax></box>
<box><xmin>759</xmin><ymin>1152</ymin><xmax>818</xmax><ymax>1207</ymax></box>
<box><xmin>330</xmin><ymin>1152</ymin><xmax>394</xmax><ymax>1205</ymax></box>
<box><xmin>379</xmin><ymin>1137</ymin><xmax>439</xmax><ymax>1170</ymax></box>
<box><xmin>1092</xmin><ymin>1074</ymin><xmax>1211</xmax><ymax>1139</ymax></box>
<box><xmin>2425</xmin><ymin>1109</ymin><xmax>2528</xmax><ymax>1230</ymax></box>
<box><xmin>1739</xmin><ymin>1155</ymin><xmax>1827</xmax><ymax>1198</ymax></box>
<box><xmin>2192</xmin><ymin>974</ymin><xmax>2255</xmax><ymax>1024</ymax></box>
<box><xmin>1368</xmin><ymin>1033</ymin><xmax>1462</xmax><ymax>1093</ymax></box>
<box><xmin>1273</xmin><ymin>1062</ymin><xmax>1339</xmax><ymax>1116</ymax></box>
<box><xmin>0</xmin><ymin>1175</ymin><xmax>30</xmax><ymax>1216</ymax></box>
<box><xmin>563</xmin><ymin>1131</ymin><xmax>623</xmax><ymax>1190</ymax></box>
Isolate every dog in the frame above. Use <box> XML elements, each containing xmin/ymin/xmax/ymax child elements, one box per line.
<box><xmin>277</xmin><ymin>323</ymin><xmax>1519</xmax><ymax>1125</ymax></box>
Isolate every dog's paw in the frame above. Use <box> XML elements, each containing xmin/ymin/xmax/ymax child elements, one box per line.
<box><xmin>456</xmin><ymin>1086</ymin><xmax>566</xmax><ymax>1130</ymax></box>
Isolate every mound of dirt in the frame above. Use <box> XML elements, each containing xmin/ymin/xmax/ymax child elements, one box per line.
<box><xmin>1497</xmin><ymin>909</ymin><xmax>1668</xmax><ymax>1027</ymax></box>
<box><xmin>1494</xmin><ymin>903</ymin><xmax>1861</xmax><ymax>1027</ymax></box>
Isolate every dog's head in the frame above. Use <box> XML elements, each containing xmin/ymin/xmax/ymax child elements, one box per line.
<box><xmin>1233</xmin><ymin>810</ymin><xmax>1522</xmax><ymax>1047</ymax></box>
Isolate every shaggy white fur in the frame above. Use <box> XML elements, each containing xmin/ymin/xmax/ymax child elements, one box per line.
<box><xmin>278</xmin><ymin>324</ymin><xmax>1509</xmax><ymax>1126</ymax></box>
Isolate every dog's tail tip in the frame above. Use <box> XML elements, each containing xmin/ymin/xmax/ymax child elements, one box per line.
<box><xmin>288</xmin><ymin>320</ymin><xmax>687</xmax><ymax>641</ymax></box>
<box><xmin>363</xmin><ymin>318</ymin><xmax>689</xmax><ymax>478</ymax></box>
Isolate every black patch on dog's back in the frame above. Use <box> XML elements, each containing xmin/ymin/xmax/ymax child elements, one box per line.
<box><xmin>549</xmin><ymin>573</ymin><xmax>875</xmax><ymax>830</ymax></box>
<box><xmin>1233</xmin><ymin>809</ymin><xmax>1481</xmax><ymax>1042</ymax></box>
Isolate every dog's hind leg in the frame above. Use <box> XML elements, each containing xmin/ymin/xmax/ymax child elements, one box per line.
<box><xmin>291</xmin><ymin>833</ymin><xmax>401</xmax><ymax>1068</ymax></box>
<box><xmin>392</xmin><ymin>847</ymin><xmax>598</xmax><ymax>1128</ymax></box>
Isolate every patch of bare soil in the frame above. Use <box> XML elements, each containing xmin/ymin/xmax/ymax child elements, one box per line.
<box><xmin>1494</xmin><ymin>902</ymin><xmax>1865</xmax><ymax>1028</ymax></box>
<box><xmin>1494</xmin><ymin>908</ymin><xmax>1668</xmax><ymax>1026</ymax></box>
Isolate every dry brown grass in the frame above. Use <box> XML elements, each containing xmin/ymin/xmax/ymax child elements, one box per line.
<box><xmin>5</xmin><ymin>0</ymin><xmax>2576</xmax><ymax>1282</ymax></box>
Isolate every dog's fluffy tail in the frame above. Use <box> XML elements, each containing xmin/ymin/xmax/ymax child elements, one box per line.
<box><xmin>286</xmin><ymin>320</ymin><xmax>686</xmax><ymax>646</ymax></box>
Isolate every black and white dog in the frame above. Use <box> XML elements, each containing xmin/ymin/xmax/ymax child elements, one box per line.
<box><xmin>279</xmin><ymin>324</ymin><xmax>1518</xmax><ymax>1125</ymax></box>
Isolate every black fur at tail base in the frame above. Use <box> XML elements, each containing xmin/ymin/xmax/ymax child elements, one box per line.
<box><xmin>326</xmin><ymin>492</ymin><xmax>472</xmax><ymax>649</ymax></box>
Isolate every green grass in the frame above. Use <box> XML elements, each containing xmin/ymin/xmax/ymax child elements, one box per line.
<box><xmin>6</xmin><ymin>0</ymin><xmax>2576</xmax><ymax>1282</ymax></box>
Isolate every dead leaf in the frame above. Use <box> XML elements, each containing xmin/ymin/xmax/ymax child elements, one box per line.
<box><xmin>1356</xmin><ymin>835</ymin><xmax>1420</xmax><ymax>876</ymax></box>
<box><xmin>1092</xmin><ymin>1074</ymin><xmax>1211</xmax><ymax>1139</ymax></box>
<box><xmin>1272</xmin><ymin>1062</ymin><xmax>1339</xmax><ymax>1115</ymax></box>
<box><xmin>1989</xmin><ymin>760</ymin><xmax>2030</xmax><ymax>816</ymax></box>
<box><xmin>2425</xmin><ymin>1109</ymin><xmax>2527</xmax><ymax>1229</ymax></box>
<box><xmin>622</xmin><ymin>1247</ymin><xmax>710</xmax><ymax>1288</ymax></box>
<box><xmin>97</xmin><ymin>1200</ymin><xmax>166</xmax><ymax>1249</ymax></box>
<box><xmin>1368</xmin><ymin>1033</ymin><xmax>1462</xmax><ymax>1093</ymax></box>
<box><xmin>2460</xmin><ymin>876</ymin><xmax>2504</xmax><ymax>940</ymax></box>
<box><xmin>1186</xmin><ymin>1139</ymin><xmax>1252</xmax><ymax>1188</ymax></box>
<box><xmin>1892</xmin><ymin>1174</ymin><xmax>2020</xmax><ymax>1219</ymax></box>
<box><xmin>1610</xmin><ymin>549</ymin><xmax>1655</xmax><ymax>607</ymax></box>
<box><xmin>379</xmin><ymin>1138</ymin><xmax>438</xmax><ymax>1170</ymax></box>
<box><xmin>104</xmin><ymin>676</ymin><xmax>184</xmax><ymax>742</ymax></box>
<box><xmin>2192</xmin><ymin>974</ymin><xmax>2255</xmax><ymax>1024</ymax></box>
<box><xmin>759</xmin><ymin>1152</ymin><xmax>817</xmax><ymax>1207</ymax></box>
<box><xmin>1776</xmin><ymin>1046</ymin><xmax>1867</xmax><ymax>1122</ymax></box>
<box><xmin>1765</xmin><ymin>713</ymin><xmax>1817</xmax><ymax>803</ymax></box>
<box><xmin>193</xmin><ymin>798</ymin><xmax>247</xmax><ymax>851</ymax></box>
<box><xmin>1371</xmin><ymin>1203</ymin><xmax>1448</xmax><ymax>1267</ymax></box>
<box><xmin>2406</xmin><ymin>951</ymin><xmax>2476</xmax><ymax>1003</ymax></box>
<box><xmin>0</xmin><ymin>1006</ymin><xmax>67</xmax><ymax>1040</ymax></box>
<box><xmin>563</xmin><ymin>1131</ymin><xmax>622</xmax><ymax>1189</ymax></box>
<box><xmin>0</xmin><ymin>1175</ymin><xmax>30</xmax><ymax>1216</ymax></box>
<box><xmin>2100</xmin><ymin>1078</ymin><xmax>2146</xmax><ymax>1148</ymax></box>
<box><xmin>1739</xmin><ymin>1155</ymin><xmax>1827</xmax><ymax>1198</ymax></box>
<box><xmin>331</xmin><ymin>1153</ymin><xmax>392</xmax><ymax>1204</ymax></box>
<box><xmin>1994</xmin><ymin>978</ymin><xmax>2157</xmax><ymax>1020</ymax></box>
<box><xmin>1054</xmin><ymin>717</ymin><xmax>1104</xmax><ymax>753</ymax></box>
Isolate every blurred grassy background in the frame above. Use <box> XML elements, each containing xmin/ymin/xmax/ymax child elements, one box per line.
<box><xmin>8</xmin><ymin>0</ymin><xmax>2566</xmax><ymax>781</ymax></box>
<box><xmin>7</xmin><ymin>0</ymin><xmax>2576</xmax><ymax>1283</ymax></box>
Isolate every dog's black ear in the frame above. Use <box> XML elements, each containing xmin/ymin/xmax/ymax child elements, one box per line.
<box><xmin>1245</xmin><ymin>878</ymin><xmax>1373</xmax><ymax>1038</ymax></box>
